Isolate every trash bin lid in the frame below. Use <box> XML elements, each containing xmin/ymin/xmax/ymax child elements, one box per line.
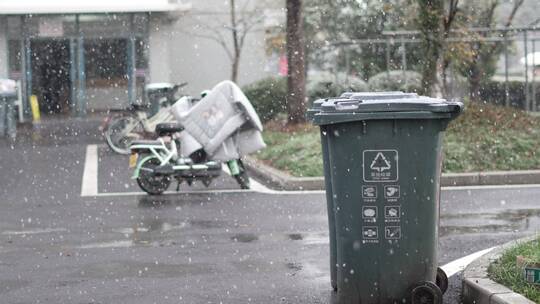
<box><xmin>306</xmin><ymin>98</ymin><xmax>325</xmax><ymax>121</ymax></box>
<box><xmin>341</xmin><ymin>91</ymin><xmax>417</xmax><ymax>99</ymax></box>
<box><xmin>0</xmin><ymin>79</ymin><xmax>17</xmax><ymax>97</ymax></box>
<box><xmin>307</xmin><ymin>91</ymin><xmax>421</xmax><ymax>122</ymax></box>
<box><xmin>312</xmin><ymin>94</ymin><xmax>463</xmax><ymax>125</ymax></box>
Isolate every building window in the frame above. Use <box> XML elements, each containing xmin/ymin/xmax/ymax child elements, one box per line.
<box><xmin>85</xmin><ymin>38</ymin><xmax>128</xmax><ymax>88</ymax></box>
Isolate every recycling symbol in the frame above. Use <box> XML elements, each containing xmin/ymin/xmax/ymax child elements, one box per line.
<box><xmin>370</xmin><ymin>152</ymin><xmax>392</xmax><ymax>173</ymax></box>
<box><xmin>363</xmin><ymin>150</ymin><xmax>398</xmax><ymax>182</ymax></box>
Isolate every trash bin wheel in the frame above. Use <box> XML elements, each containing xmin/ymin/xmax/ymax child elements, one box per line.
<box><xmin>436</xmin><ymin>267</ymin><xmax>448</xmax><ymax>294</ymax></box>
<box><xmin>411</xmin><ymin>281</ymin><xmax>443</xmax><ymax>304</ymax></box>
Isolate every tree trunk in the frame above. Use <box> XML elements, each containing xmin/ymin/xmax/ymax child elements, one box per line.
<box><xmin>231</xmin><ymin>53</ymin><xmax>240</xmax><ymax>83</ymax></box>
<box><xmin>230</xmin><ymin>0</ymin><xmax>240</xmax><ymax>82</ymax></box>
<box><xmin>417</xmin><ymin>0</ymin><xmax>444</xmax><ymax>97</ymax></box>
<box><xmin>468</xmin><ymin>62</ymin><xmax>482</xmax><ymax>101</ymax></box>
<box><xmin>441</xmin><ymin>57</ymin><xmax>450</xmax><ymax>98</ymax></box>
<box><xmin>286</xmin><ymin>0</ymin><xmax>307</xmax><ymax>124</ymax></box>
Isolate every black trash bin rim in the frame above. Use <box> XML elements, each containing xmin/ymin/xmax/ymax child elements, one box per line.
<box><xmin>341</xmin><ymin>91</ymin><xmax>418</xmax><ymax>99</ymax></box>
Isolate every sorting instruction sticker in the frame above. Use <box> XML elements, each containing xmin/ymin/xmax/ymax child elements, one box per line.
<box><xmin>362</xmin><ymin>185</ymin><xmax>377</xmax><ymax>201</ymax></box>
<box><xmin>362</xmin><ymin>226</ymin><xmax>379</xmax><ymax>241</ymax></box>
<box><xmin>384</xmin><ymin>206</ymin><xmax>401</xmax><ymax>223</ymax></box>
<box><xmin>363</xmin><ymin>150</ymin><xmax>398</xmax><ymax>182</ymax></box>
<box><xmin>384</xmin><ymin>185</ymin><xmax>400</xmax><ymax>201</ymax></box>
<box><xmin>362</xmin><ymin>206</ymin><xmax>378</xmax><ymax>223</ymax></box>
<box><xmin>385</xmin><ymin>226</ymin><xmax>401</xmax><ymax>240</ymax></box>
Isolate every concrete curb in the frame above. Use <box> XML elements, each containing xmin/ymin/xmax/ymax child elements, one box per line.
<box><xmin>244</xmin><ymin>156</ymin><xmax>324</xmax><ymax>191</ymax></box>
<box><xmin>462</xmin><ymin>235</ymin><xmax>538</xmax><ymax>304</ymax></box>
<box><xmin>245</xmin><ymin>156</ymin><xmax>540</xmax><ymax>191</ymax></box>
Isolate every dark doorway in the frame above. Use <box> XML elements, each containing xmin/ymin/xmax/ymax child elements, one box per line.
<box><xmin>31</xmin><ymin>39</ymin><xmax>72</xmax><ymax>114</ymax></box>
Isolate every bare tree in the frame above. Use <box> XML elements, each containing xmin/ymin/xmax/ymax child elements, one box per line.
<box><xmin>286</xmin><ymin>0</ymin><xmax>307</xmax><ymax>124</ymax></box>
<box><xmin>417</xmin><ymin>0</ymin><xmax>524</xmax><ymax>99</ymax></box>
<box><xmin>460</xmin><ymin>0</ymin><xmax>525</xmax><ymax>100</ymax></box>
<box><xmin>182</xmin><ymin>1</ymin><xmax>265</xmax><ymax>82</ymax></box>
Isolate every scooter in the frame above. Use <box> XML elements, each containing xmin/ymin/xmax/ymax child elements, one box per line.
<box><xmin>128</xmin><ymin>122</ymin><xmax>250</xmax><ymax>195</ymax></box>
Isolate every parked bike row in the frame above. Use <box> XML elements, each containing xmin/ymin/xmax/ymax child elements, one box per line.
<box><xmin>101</xmin><ymin>80</ymin><xmax>266</xmax><ymax>195</ymax></box>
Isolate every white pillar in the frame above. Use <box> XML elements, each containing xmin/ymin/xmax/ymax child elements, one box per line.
<box><xmin>0</xmin><ymin>17</ymin><xmax>8</xmax><ymax>77</ymax></box>
<box><xmin>148</xmin><ymin>15</ymin><xmax>171</xmax><ymax>83</ymax></box>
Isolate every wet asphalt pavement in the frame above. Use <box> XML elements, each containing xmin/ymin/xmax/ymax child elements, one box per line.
<box><xmin>0</xmin><ymin>118</ymin><xmax>539</xmax><ymax>304</ymax></box>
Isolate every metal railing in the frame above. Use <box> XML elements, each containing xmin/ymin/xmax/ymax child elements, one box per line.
<box><xmin>316</xmin><ymin>27</ymin><xmax>540</xmax><ymax>111</ymax></box>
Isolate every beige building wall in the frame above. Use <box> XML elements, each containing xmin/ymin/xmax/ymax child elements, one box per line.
<box><xmin>163</xmin><ymin>0</ymin><xmax>282</xmax><ymax>94</ymax></box>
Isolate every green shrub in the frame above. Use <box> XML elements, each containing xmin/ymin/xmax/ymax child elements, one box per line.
<box><xmin>368</xmin><ymin>70</ymin><xmax>422</xmax><ymax>92</ymax></box>
<box><xmin>478</xmin><ymin>80</ymin><xmax>540</xmax><ymax>110</ymax></box>
<box><xmin>243</xmin><ymin>73</ymin><xmax>370</xmax><ymax>122</ymax></box>
<box><xmin>307</xmin><ymin>71</ymin><xmax>368</xmax><ymax>101</ymax></box>
<box><xmin>243</xmin><ymin>77</ymin><xmax>287</xmax><ymax>122</ymax></box>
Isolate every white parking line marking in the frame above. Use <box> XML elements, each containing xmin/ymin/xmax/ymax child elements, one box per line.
<box><xmin>78</xmin><ymin>240</ymin><xmax>134</xmax><ymax>249</ymax></box>
<box><xmin>94</xmin><ymin>189</ymin><xmax>253</xmax><ymax>197</ymax></box>
<box><xmin>81</xmin><ymin>144</ymin><xmax>98</xmax><ymax>197</ymax></box>
<box><xmin>2</xmin><ymin>228</ymin><xmax>68</xmax><ymax>235</ymax></box>
<box><xmin>442</xmin><ymin>184</ymin><xmax>540</xmax><ymax>191</ymax></box>
<box><xmin>249</xmin><ymin>178</ymin><xmax>277</xmax><ymax>194</ymax></box>
<box><xmin>83</xmin><ymin>145</ymin><xmax>540</xmax><ymax>197</ymax></box>
<box><xmin>91</xmin><ymin>180</ymin><xmax>540</xmax><ymax>197</ymax></box>
<box><xmin>221</xmin><ymin>163</ymin><xmax>276</xmax><ymax>194</ymax></box>
<box><xmin>440</xmin><ymin>247</ymin><xmax>495</xmax><ymax>277</ymax></box>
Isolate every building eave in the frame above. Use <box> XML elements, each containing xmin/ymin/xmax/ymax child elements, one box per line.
<box><xmin>0</xmin><ymin>1</ymin><xmax>192</xmax><ymax>15</ymax></box>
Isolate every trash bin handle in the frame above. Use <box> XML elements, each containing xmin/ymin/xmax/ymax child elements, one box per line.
<box><xmin>429</xmin><ymin>102</ymin><xmax>464</xmax><ymax>116</ymax></box>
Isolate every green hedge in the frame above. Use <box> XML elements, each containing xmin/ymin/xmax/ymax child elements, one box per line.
<box><xmin>367</xmin><ymin>70</ymin><xmax>422</xmax><ymax>92</ymax></box>
<box><xmin>243</xmin><ymin>75</ymin><xmax>368</xmax><ymax>122</ymax></box>
<box><xmin>243</xmin><ymin>77</ymin><xmax>287</xmax><ymax>122</ymax></box>
<box><xmin>306</xmin><ymin>71</ymin><xmax>368</xmax><ymax>100</ymax></box>
<box><xmin>478</xmin><ymin>81</ymin><xmax>540</xmax><ymax>110</ymax></box>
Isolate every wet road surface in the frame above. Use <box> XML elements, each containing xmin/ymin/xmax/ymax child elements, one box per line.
<box><xmin>0</xmin><ymin>118</ymin><xmax>538</xmax><ymax>303</ymax></box>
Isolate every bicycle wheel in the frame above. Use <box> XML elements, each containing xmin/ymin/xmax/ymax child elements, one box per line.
<box><xmin>105</xmin><ymin>115</ymin><xmax>142</xmax><ymax>154</ymax></box>
<box><xmin>136</xmin><ymin>157</ymin><xmax>172</xmax><ymax>195</ymax></box>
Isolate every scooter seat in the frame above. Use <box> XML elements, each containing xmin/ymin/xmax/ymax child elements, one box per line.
<box><xmin>131</xmin><ymin>139</ymin><xmax>163</xmax><ymax>147</ymax></box>
<box><xmin>130</xmin><ymin>103</ymin><xmax>150</xmax><ymax>111</ymax></box>
<box><xmin>156</xmin><ymin>123</ymin><xmax>184</xmax><ymax>136</ymax></box>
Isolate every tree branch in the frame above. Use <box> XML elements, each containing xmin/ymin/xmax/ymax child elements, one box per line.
<box><xmin>179</xmin><ymin>23</ymin><xmax>234</xmax><ymax>60</ymax></box>
<box><xmin>528</xmin><ymin>17</ymin><xmax>540</xmax><ymax>27</ymax></box>
<box><xmin>504</xmin><ymin>0</ymin><xmax>525</xmax><ymax>28</ymax></box>
<box><xmin>486</xmin><ymin>0</ymin><xmax>525</xmax><ymax>55</ymax></box>
<box><xmin>444</xmin><ymin>0</ymin><xmax>459</xmax><ymax>37</ymax></box>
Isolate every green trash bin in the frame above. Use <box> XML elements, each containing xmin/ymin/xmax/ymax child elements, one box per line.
<box><xmin>307</xmin><ymin>98</ymin><xmax>337</xmax><ymax>290</ymax></box>
<box><xmin>309</xmin><ymin>93</ymin><xmax>462</xmax><ymax>304</ymax></box>
<box><xmin>307</xmin><ymin>92</ymin><xmax>421</xmax><ymax>292</ymax></box>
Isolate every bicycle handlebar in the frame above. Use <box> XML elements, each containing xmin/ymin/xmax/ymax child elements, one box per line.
<box><xmin>172</xmin><ymin>82</ymin><xmax>188</xmax><ymax>94</ymax></box>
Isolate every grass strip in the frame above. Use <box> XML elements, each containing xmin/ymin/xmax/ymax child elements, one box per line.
<box><xmin>488</xmin><ymin>237</ymin><xmax>540</xmax><ymax>303</ymax></box>
<box><xmin>255</xmin><ymin>102</ymin><xmax>540</xmax><ymax>177</ymax></box>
